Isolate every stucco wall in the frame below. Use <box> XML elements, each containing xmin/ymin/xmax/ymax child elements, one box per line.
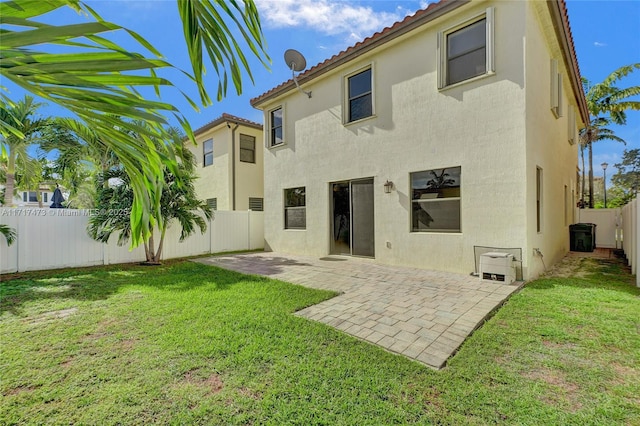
<box><xmin>189</xmin><ymin>125</ymin><xmax>232</xmax><ymax>210</ymax></box>
<box><xmin>261</xmin><ymin>2</ymin><xmax>577</xmax><ymax>279</ymax></box>
<box><xmin>234</xmin><ymin>126</ymin><xmax>264</xmax><ymax>210</ymax></box>
<box><xmin>261</xmin><ymin>1</ymin><xmax>536</xmax><ymax>276</ymax></box>
<box><xmin>524</xmin><ymin>2</ymin><xmax>581</xmax><ymax>279</ymax></box>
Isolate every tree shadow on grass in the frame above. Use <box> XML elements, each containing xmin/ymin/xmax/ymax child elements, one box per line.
<box><xmin>0</xmin><ymin>260</ymin><xmax>265</xmax><ymax>317</ymax></box>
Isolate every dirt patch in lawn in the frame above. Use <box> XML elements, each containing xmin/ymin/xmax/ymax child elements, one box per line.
<box><xmin>23</xmin><ymin>307</ymin><xmax>78</xmax><ymax>325</ymax></box>
<box><xmin>522</xmin><ymin>367</ymin><xmax>582</xmax><ymax>412</ymax></box>
<box><xmin>184</xmin><ymin>369</ymin><xmax>224</xmax><ymax>395</ymax></box>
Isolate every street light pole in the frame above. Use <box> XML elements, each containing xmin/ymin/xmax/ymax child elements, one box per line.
<box><xmin>601</xmin><ymin>162</ymin><xmax>608</xmax><ymax>208</ymax></box>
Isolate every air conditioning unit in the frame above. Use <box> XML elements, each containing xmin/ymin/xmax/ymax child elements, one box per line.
<box><xmin>480</xmin><ymin>252</ymin><xmax>515</xmax><ymax>284</ymax></box>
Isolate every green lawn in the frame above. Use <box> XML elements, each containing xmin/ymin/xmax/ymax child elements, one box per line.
<box><xmin>1</xmin><ymin>257</ymin><xmax>638</xmax><ymax>425</ymax></box>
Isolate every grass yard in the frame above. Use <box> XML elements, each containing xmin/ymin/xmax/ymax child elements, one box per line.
<box><xmin>1</xmin><ymin>256</ymin><xmax>639</xmax><ymax>425</ymax></box>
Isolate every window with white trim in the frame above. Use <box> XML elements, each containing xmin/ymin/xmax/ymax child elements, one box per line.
<box><xmin>203</xmin><ymin>139</ymin><xmax>213</xmax><ymax>167</ymax></box>
<box><xmin>568</xmin><ymin>105</ymin><xmax>577</xmax><ymax>144</ymax></box>
<box><xmin>269</xmin><ymin>107</ymin><xmax>283</xmax><ymax>147</ymax></box>
<box><xmin>550</xmin><ymin>58</ymin><xmax>563</xmax><ymax>118</ymax></box>
<box><xmin>23</xmin><ymin>191</ymin><xmax>37</xmax><ymax>202</ymax></box>
<box><xmin>239</xmin><ymin>134</ymin><xmax>256</xmax><ymax>163</ymax></box>
<box><xmin>346</xmin><ymin>67</ymin><xmax>373</xmax><ymax>122</ymax></box>
<box><xmin>411</xmin><ymin>167</ymin><xmax>461</xmax><ymax>232</ymax></box>
<box><xmin>439</xmin><ymin>8</ymin><xmax>494</xmax><ymax>88</ymax></box>
<box><xmin>284</xmin><ymin>187</ymin><xmax>305</xmax><ymax>229</ymax></box>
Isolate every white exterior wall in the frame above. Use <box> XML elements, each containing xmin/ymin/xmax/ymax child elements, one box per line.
<box><xmin>234</xmin><ymin>126</ymin><xmax>264</xmax><ymax>211</ymax></box>
<box><xmin>524</xmin><ymin>2</ymin><xmax>581</xmax><ymax>278</ymax></box>
<box><xmin>187</xmin><ymin>123</ymin><xmax>264</xmax><ymax>211</ymax></box>
<box><xmin>261</xmin><ymin>1</ymin><xmax>533</xmax><ymax>276</ymax></box>
<box><xmin>189</xmin><ymin>126</ymin><xmax>233</xmax><ymax>210</ymax></box>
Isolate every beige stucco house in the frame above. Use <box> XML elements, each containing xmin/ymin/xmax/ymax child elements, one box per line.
<box><xmin>251</xmin><ymin>0</ymin><xmax>588</xmax><ymax>280</ymax></box>
<box><xmin>187</xmin><ymin>113</ymin><xmax>264</xmax><ymax>211</ymax></box>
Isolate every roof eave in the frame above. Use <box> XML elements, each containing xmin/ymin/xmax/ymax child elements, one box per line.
<box><xmin>548</xmin><ymin>0</ymin><xmax>590</xmax><ymax>125</ymax></box>
<box><xmin>251</xmin><ymin>0</ymin><xmax>469</xmax><ymax>109</ymax></box>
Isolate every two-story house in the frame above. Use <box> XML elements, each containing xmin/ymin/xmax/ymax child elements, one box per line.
<box><xmin>251</xmin><ymin>0</ymin><xmax>588</xmax><ymax>280</ymax></box>
<box><xmin>187</xmin><ymin>113</ymin><xmax>264</xmax><ymax>212</ymax></box>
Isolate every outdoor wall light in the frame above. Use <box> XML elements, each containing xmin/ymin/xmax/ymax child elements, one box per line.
<box><xmin>384</xmin><ymin>180</ymin><xmax>394</xmax><ymax>194</ymax></box>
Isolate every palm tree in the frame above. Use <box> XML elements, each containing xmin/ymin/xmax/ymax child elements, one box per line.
<box><xmin>1</xmin><ymin>0</ymin><xmax>269</xmax><ymax>247</ymax></box>
<box><xmin>88</xmin><ymin>124</ymin><xmax>212</xmax><ymax>264</ymax></box>
<box><xmin>0</xmin><ymin>224</ymin><xmax>16</xmax><ymax>246</ymax></box>
<box><xmin>41</xmin><ymin>117</ymin><xmax>121</xmax><ymax>207</ymax></box>
<box><xmin>581</xmin><ymin>64</ymin><xmax>640</xmax><ymax>208</ymax></box>
<box><xmin>0</xmin><ymin>96</ymin><xmax>49</xmax><ymax>207</ymax></box>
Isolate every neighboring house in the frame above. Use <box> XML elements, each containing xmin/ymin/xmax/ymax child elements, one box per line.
<box><xmin>187</xmin><ymin>113</ymin><xmax>264</xmax><ymax>211</ymax></box>
<box><xmin>8</xmin><ymin>184</ymin><xmax>55</xmax><ymax>208</ymax></box>
<box><xmin>251</xmin><ymin>0</ymin><xmax>588</xmax><ymax>280</ymax></box>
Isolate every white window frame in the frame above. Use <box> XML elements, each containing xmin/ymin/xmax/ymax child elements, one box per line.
<box><xmin>343</xmin><ymin>64</ymin><xmax>375</xmax><ymax>124</ymax></box>
<box><xmin>410</xmin><ymin>166</ymin><xmax>462</xmax><ymax>233</ymax></box>
<box><xmin>550</xmin><ymin>58</ymin><xmax>563</xmax><ymax>118</ymax></box>
<box><xmin>268</xmin><ymin>106</ymin><xmax>285</xmax><ymax>148</ymax></box>
<box><xmin>568</xmin><ymin>105</ymin><xmax>577</xmax><ymax>145</ymax></box>
<box><xmin>438</xmin><ymin>7</ymin><xmax>495</xmax><ymax>89</ymax></box>
<box><xmin>203</xmin><ymin>138</ymin><xmax>213</xmax><ymax>167</ymax></box>
<box><xmin>284</xmin><ymin>187</ymin><xmax>306</xmax><ymax>230</ymax></box>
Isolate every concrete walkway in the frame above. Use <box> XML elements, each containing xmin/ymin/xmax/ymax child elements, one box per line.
<box><xmin>195</xmin><ymin>252</ymin><xmax>522</xmax><ymax>369</ymax></box>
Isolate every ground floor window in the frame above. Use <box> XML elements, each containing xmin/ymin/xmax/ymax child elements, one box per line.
<box><xmin>411</xmin><ymin>167</ymin><xmax>461</xmax><ymax>232</ymax></box>
<box><xmin>284</xmin><ymin>187</ymin><xmax>305</xmax><ymax>229</ymax></box>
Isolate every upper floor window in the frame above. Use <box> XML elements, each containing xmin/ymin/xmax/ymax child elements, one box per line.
<box><xmin>411</xmin><ymin>167</ymin><xmax>461</xmax><ymax>233</ymax></box>
<box><xmin>346</xmin><ymin>67</ymin><xmax>373</xmax><ymax>122</ymax></box>
<box><xmin>439</xmin><ymin>8</ymin><xmax>494</xmax><ymax>88</ymax></box>
<box><xmin>239</xmin><ymin>134</ymin><xmax>256</xmax><ymax>163</ymax></box>
<box><xmin>203</xmin><ymin>139</ymin><xmax>213</xmax><ymax>167</ymax></box>
<box><xmin>269</xmin><ymin>107</ymin><xmax>283</xmax><ymax>147</ymax></box>
<box><xmin>550</xmin><ymin>58</ymin><xmax>563</xmax><ymax>118</ymax></box>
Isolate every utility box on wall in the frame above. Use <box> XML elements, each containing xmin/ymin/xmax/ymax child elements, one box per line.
<box><xmin>480</xmin><ymin>252</ymin><xmax>516</xmax><ymax>284</ymax></box>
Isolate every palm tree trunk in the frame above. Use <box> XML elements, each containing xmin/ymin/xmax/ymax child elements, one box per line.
<box><xmin>5</xmin><ymin>151</ymin><xmax>16</xmax><ymax>207</ymax></box>
<box><xmin>588</xmin><ymin>142</ymin><xmax>594</xmax><ymax>208</ymax></box>
<box><xmin>147</xmin><ymin>233</ymin><xmax>155</xmax><ymax>263</ymax></box>
<box><xmin>153</xmin><ymin>228</ymin><xmax>166</xmax><ymax>263</ymax></box>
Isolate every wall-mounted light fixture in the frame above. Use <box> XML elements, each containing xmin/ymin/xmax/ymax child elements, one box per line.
<box><xmin>384</xmin><ymin>180</ymin><xmax>394</xmax><ymax>194</ymax></box>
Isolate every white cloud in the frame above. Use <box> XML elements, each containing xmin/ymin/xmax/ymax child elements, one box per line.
<box><xmin>255</xmin><ymin>0</ymin><xmax>403</xmax><ymax>37</ymax></box>
<box><xmin>593</xmin><ymin>41</ymin><xmax>607</xmax><ymax>47</ymax></box>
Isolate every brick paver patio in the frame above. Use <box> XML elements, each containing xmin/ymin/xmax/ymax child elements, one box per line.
<box><xmin>195</xmin><ymin>252</ymin><xmax>523</xmax><ymax>369</ymax></box>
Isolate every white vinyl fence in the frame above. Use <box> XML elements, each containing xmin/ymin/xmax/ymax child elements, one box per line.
<box><xmin>0</xmin><ymin>209</ymin><xmax>263</xmax><ymax>274</ymax></box>
<box><xmin>577</xmin><ymin>208</ymin><xmax>621</xmax><ymax>249</ymax></box>
<box><xmin>620</xmin><ymin>196</ymin><xmax>639</xmax><ymax>287</ymax></box>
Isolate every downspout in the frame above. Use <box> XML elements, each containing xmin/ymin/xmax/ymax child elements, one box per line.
<box><xmin>228</xmin><ymin>122</ymin><xmax>240</xmax><ymax>210</ymax></box>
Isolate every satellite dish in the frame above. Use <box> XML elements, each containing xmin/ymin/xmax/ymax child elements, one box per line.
<box><xmin>284</xmin><ymin>49</ymin><xmax>312</xmax><ymax>98</ymax></box>
<box><xmin>284</xmin><ymin>49</ymin><xmax>307</xmax><ymax>72</ymax></box>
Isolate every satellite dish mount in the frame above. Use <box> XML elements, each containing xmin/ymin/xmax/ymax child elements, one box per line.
<box><xmin>284</xmin><ymin>49</ymin><xmax>312</xmax><ymax>99</ymax></box>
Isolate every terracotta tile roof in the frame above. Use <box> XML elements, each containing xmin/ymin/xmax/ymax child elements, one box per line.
<box><xmin>250</xmin><ymin>0</ymin><xmax>465</xmax><ymax>107</ymax></box>
<box><xmin>550</xmin><ymin>0</ymin><xmax>589</xmax><ymax>124</ymax></box>
<box><xmin>251</xmin><ymin>0</ymin><xmax>588</xmax><ymax>124</ymax></box>
<box><xmin>192</xmin><ymin>113</ymin><xmax>262</xmax><ymax>136</ymax></box>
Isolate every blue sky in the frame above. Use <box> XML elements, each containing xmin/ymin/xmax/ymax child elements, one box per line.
<box><xmin>6</xmin><ymin>0</ymin><xmax>640</xmax><ymax>179</ymax></box>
